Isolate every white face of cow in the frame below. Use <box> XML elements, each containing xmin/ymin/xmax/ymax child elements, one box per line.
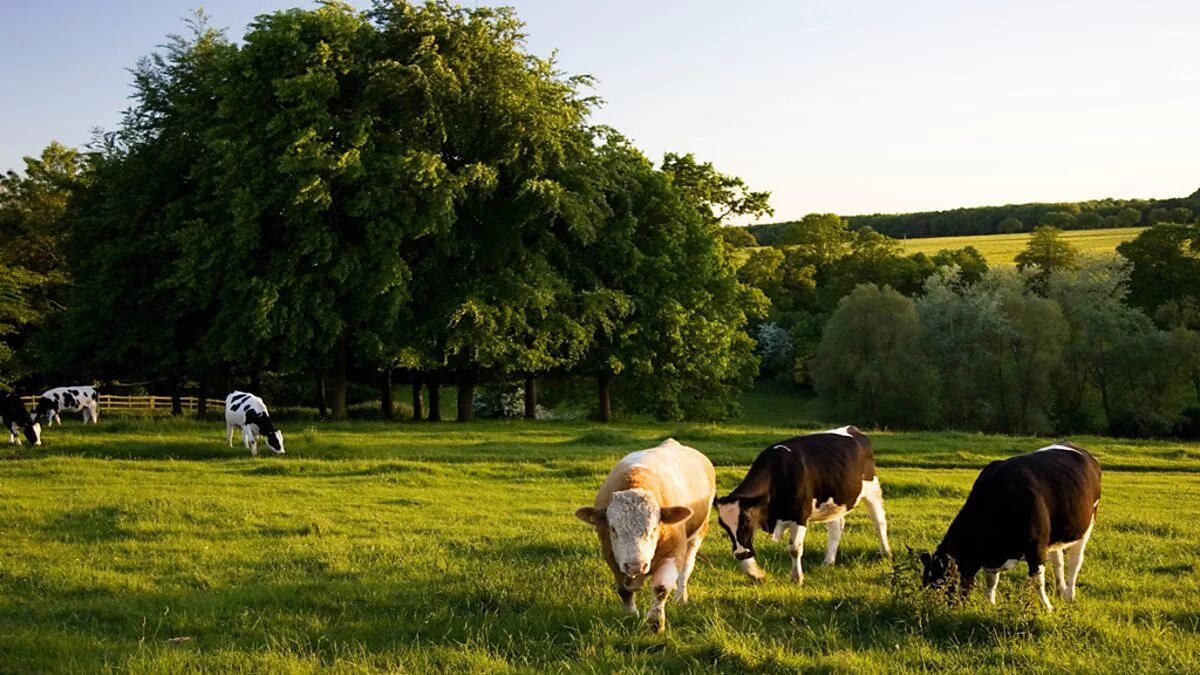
<box><xmin>265</xmin><ymin>430</ymin><xmax>284</xmax><ymax>454</ymax></box>
<box><xmin>30</xmin><ymin>422</ymin><xmax>41</xmax><ymax>446</ymax></box>
<box><xmin>607</xmin><ymin>489</ymin><xmax>663</xmax><ymax>577</ymax></box>
<box><xmin>575</xmin><ymin>488</ymin><xmax>692</xmax><ymax>580</ymax></box>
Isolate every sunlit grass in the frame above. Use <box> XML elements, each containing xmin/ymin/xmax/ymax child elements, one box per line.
<box><xmin>896</xmin><ymin>227</ymin><xmax>1146</xmax><ymax>265</ymax></box>
<box><xmin>1</xmin><ymin>408</ymin><xmax>1198</xmax><ymax>671</ymax></box>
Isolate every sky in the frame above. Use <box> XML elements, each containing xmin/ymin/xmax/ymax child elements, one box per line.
<box><xmin>2</xmin><ymin>0</ymin><xmax>1198</xmax><ymax>223</ymax></box>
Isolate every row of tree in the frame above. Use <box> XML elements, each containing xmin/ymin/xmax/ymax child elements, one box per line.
<box><xmin>807</xmin><ymin>226</ymin><xmax>1200</xmax><ymax>437</ymax></box>
<box><xmin>1</xmin><ymin>2</ymin><xmax>771</xmax><ymax>422</ymax></box>
<box><xmin>745</xmin><ymin>193</ymin><xmax>1200</xmax><ymax>243</ymax></box>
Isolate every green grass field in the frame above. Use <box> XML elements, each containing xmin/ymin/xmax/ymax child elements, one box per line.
<box><xmin>896</xmin><ymin>227</ymin><xmax>1146</xmax><ymax>265</ymax></box>
<box><xmin>3</xmin><ymin>393</ymin><xmax>1199</xmax><ymax>672</ymax></box>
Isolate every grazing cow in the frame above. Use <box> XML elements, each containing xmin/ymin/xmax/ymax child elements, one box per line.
<box><xmin>920</xmin><ymin>442</ymin><xmax>1101</xmax><ymax>610</ymax></box>
<box><xmin>2</xmin><ymin>392</ymin><xmax>41</xmax><ymax>446</ymax></box>
<box><xmin>574</xmin><ymin>438</ymin><xmax>716</xmax><ymax>633</ymax></box>
<box><xmin>715</xmin><ymin>425</ymin><xmax>891</xmax><ymax>585</ymax></box>
<box><xmin>35</xmin><ymin>386</ymin><xmax>99</xmax><ymax>425</ymax></box>
<box><xmin>224</xmin><ymin>391</ymin><xmax>284</xmax><ymax>456</ymax></box>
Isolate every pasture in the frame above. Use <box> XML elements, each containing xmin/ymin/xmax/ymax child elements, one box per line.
<box><xmin>896</xmin><ymin>226</ymin><xmax>1146</xmax><ymax>264</ymax></box>
<box><xmin>2</xmin><ymin>405</ymin><xmax>1200</xmax><ymax>672</ymax></box>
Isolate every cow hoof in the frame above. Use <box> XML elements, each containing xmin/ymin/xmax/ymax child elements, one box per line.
<box><xmin>791</xmin><ymin>570</ymin><xmax>804</xmax><ymax>585</ymax></box>
<box><xmin>646</xmin><ymin>614</ymin><xmax>666</xmax><ymax>633</ymax></box>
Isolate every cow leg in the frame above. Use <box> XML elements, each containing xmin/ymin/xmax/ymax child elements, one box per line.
<box><xmin>823</xmin><ymin>517</ymin><xmax>845</xmax><ymax>566</ymax></box>
<box><xmin>1049</xmin><ymin>549</ymin><xmax>1067</xmax><ymax>597</ymax></box>
<box><xmin>788</xmin><ymin>523</ymin><xmax>808</xmax><ymax>584</ymax></box>
<box><xmin>1064</xmin><ymin>523</ymin><xmax>1093</xmax><ymax>602</ymax></box>
<box><xmin>82</xmin><ymin>406</ymin><xmax>91</xmax><ymax>424</ymax></box>
<box><xmin>983</xmin><ymin>570</ymin><xmax>1000</xmax><ymax>604</ymax></box>
<box><xmin>646</xmin><ymin>560</ymin><xmax>678</xmax><ymax>633</ymax></box>
<box><xmin>677</xmin><ymin>522</ymin><xmax>706</xmax><ymax>603</ymax></box>
<box><xmin>244</xmin><ymin>429</ymin><xmax>258</xmax><ymax>457</ymax></box>
<box><xmin>9</xmin><ymin>425</ymin><xmax>19</xmax><ymax>445</ymax></box>
<box><xmin>1028</xmin><ymin>555</ymin><xmax>1053</xmax><ymax>611</ymax></box>
<box><xmin>89</xmin><ymin>404</ymin><xmax>99</xmax><ymax>424</ymax></box>
<box><xmin>861</xmin><ymin>481</ymin><xmax>892</xmax><ymax>558</ymax></box>
<box><xmin>227</xmin><ymin>424</ymin><xmax>235</xmax><ymax>447</ymax></box>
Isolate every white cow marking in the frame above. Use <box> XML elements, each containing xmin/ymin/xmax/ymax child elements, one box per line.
<box><xmin>820</xmin><ymin>425</ymin><xmax>854</xmax><ymax>437</ymax></box>
<box><xmin>810</xmin><ymin>497</ymin><xmax>847</xmax><ymax>523</ymax></box>
<box><xmin>1036</xmin><ymin>443</ymin><xmax>1083</xmax><ymax>454</ymax></box>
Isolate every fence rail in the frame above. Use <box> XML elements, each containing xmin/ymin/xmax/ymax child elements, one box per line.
<box><xmin>19</xmin><ymin>394</ymin><xmax>226</xmax><ymax>413</ymax></box>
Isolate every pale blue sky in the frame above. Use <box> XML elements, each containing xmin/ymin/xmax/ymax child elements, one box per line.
<box><xmin>2</xmin><ymin>1</ymin><xmax>1198</xmax><ymax>221</ymax></box>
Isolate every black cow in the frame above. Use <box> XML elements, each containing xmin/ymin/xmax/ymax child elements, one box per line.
<box><xmin>920</xmin><ymin>443</ymin><xmax>1101</xmax><ymax>610</ymax></box>
<box><xmin>2</xmin><ymin>392</ymin><xmax>42</xmax><ymax>446</ymax></box>
<box><xmin>715</xmin><ymin>426</ymin><xmax>890</xmax><ymax>584</ymax></box>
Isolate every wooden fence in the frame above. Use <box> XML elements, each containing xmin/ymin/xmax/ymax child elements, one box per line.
<box><xmin>19</xmin><ymin>395</ymin><xmax>226</xmax><ymax>413</ymax></box>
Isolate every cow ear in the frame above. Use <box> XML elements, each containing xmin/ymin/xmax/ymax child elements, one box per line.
<box><xmin>659</xmin><ymin>506</ymin><xmax>692</xmax><ymax>525</ymax></box>
<box><xmin>714</xmin><ymin>494</ymin><xmax>737</xmax><ymax>505</ymax></box>
<box><xmin>574</xmin><ymin>507</ymin><xmax>604</xmax><ymax>525</ymax></box>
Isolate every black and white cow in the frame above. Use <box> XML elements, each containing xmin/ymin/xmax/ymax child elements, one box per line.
<box><xmin>225</xmin><ymin>391</ymin><xmax>284</xmax><ymax>456</ymax></box>
<box><xmin>35</xmin><ymin>386</ymin><xmax>99</xmax><ymax>425</ymax></box>
<box><xmin>715</xmin><ymin>425</ymin><xmax>891</xmax><ymax>584</ymax></box>
<box><xmin>2</xmin><ymin>392</ymin><xmax>41</xmax><ymax>446</ymax></box>
<box><xmin>920</xmin><ymin>442</ymin><xmax>1101</xmax><ymax>610</ymax></box>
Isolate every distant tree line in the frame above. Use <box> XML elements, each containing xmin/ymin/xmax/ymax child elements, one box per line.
<box><xmin>0</xmin><ymin>2</ymin><xmax>767</xmax><ymax>422</ymax></box>
<box><xmin>746</xmin><ymin>193</ymin><xmax>1200</xmax><ymax>243</ymax></box>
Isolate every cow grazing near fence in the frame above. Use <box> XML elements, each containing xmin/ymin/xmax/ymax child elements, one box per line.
<box><xmin>574</xmin><ymin>438</ymin><xmax>716</xmax><ymax>632</ymax></box>
<box><xmin>2</xmin><ymin>392</ymin><xmax>41</xmax><ymax>446</ymax></box>
<box><xmin>224</xmin><ymin>391</ymin><xmax>284</xmax><ymax>456</ymax></box>
<box><xmin>715</xmin><ymin>426</ymin><xmax>891</xmax><ymax>585</ymax></box>
<box><xmin>35</xmin><ymin>386</ymin><xmax>99</xmax><ymax>425</ymax></box>
<box><xmin>920</xmin><ymin>442</ymin><xmax>1101</xmax><ymax>610</ymax></box>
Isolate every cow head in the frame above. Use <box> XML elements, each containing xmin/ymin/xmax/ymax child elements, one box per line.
<box><xmin>575</xmin><ymin>488</ymin><xmax>692</xmax><ymax>581</ymax></box>
<box><xmin>264</xmin><ymin>430</ymin><xmax>285</xmax><ymax>454</ymax></box>
<box><xmin>33</xmin><ymin>397</ymin><xmax>57</xmax><ymax>423</ymax></box>
<box><xmin>919</xmin><ymin>550</ymin><xmax>957</xmax><ymax>590</ymax></box>
<box><xmin>25</xmin><ymin>421</ymin><xmax>41</xmax><ymax>446</ymax></box>
<box><xmin>715</xmin><ymin>492</ymin><xmax>769</xmax><ymax>580</ymax></box>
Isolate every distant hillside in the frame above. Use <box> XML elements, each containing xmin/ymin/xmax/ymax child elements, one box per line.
<box><xmin>748</xmin><ymin>189</ymin><xmax>1200</xmax><ymax>244</ymax></box>
<box><xmin>899</xmin><ymin>227</ymin><xmax>1145</xmax><ymax>265</ymax></box>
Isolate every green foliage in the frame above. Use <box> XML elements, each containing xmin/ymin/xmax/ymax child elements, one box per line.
<box><xmin>930</xmin><ymin>246</ymin><xmax>988</xmax><ymax>283</ymax></box>
<box><xmin>1118</xmin><ymin>222</ymin><xmax>1200</xmax><ymax>316</ymax></box>
<box><xmin>1015</xmin><ymin>226</ymin><xmax>1079</xmax><ymax>293</ymax></box>
<box><xmin>748</xmin><ymin>192</ymin><xmax>1194</xmax><ymax>241</ymax></box>
<box><xmin>811</xmin><ymin>284</ymin><xmax>936</xmax><ymax>426</ymax></box>
<box><xmin>717</xmin><ymin>226</ymin><xmax>758</xmax><ymax>248</ymax></box>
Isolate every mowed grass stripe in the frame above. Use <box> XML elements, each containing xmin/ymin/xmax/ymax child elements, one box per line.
<box><xmin>1</xmin><ymin>420</ymin><xmax>1199</xmax><ymax>671</ymax></box>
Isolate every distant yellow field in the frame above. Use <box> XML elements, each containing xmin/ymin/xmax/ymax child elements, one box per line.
<box><xmin>897</xmin><ymin>227</ymin><xmax>1146</xmax><ymax>265</ymax></box>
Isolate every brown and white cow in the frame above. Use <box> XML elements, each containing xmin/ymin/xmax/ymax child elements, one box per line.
<box><xmin>715</xmin><ymin>426</ymin><xmax>890</xmax><ymax>585</ymax></box>
<box><xmin>575</xmin><ymin>438</ymin><xmax>716</xmax><ymax>633</ymax></box>
<box><xmin>920</xmin><ymin>442</ymin><xmax>1101</xmax><ymax>610</ymax></box>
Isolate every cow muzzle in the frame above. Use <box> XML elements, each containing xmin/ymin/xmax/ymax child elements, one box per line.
<box><xmin>622</xmin><ymin>561</ymin><xmax>650</xmax><ymax>577</ymax></box>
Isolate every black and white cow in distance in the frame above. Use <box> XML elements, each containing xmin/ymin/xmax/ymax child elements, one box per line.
<box><xmin>715</xmin><ymin>426</ymin><xmax>891</xmax><ymax>585</ymax></box>
<box><xmin>35</xmin><ymin>386</ymin><xmax>99</xmax><ymax>425</ymax></box>
<box><xmin>225</xmin><ymin>391</ymin><xmax>284</xmax><ymax>456</ymax></box>
<box><xmin>2</xmin><ymin>392</ymin><xmax>41</xmax><ymax>446</ymax></box>
<box><xmin>920</xmin><ymin>442</ymin><xmax>1101</xmax><ymax>611</ymax></box>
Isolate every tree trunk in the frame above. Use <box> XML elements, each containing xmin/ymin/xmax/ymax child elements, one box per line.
<box><xmin>250</xmin><ymin>371</ymin><xmax>262</xmax><ymax>394</ymax></box>
<box><xmin>381</xmin><ymin>368</ymin><xmax>394</xmax><ymax>419</ymax></box>
<box><xmin>428</xmin><ymin>378</ymin><xmax>442</xmax><ymax>422</ymax></box>
<box><xmin>411</xmin><ymin>380</ymin><xmax>424</xmax><ymax>421</ymax></box>
<box><xmin>170</xmin><ymin>375</ymin><xmax>183</xmax><ymax>416</ymax></box>
<box><xmin>316</xmin><ymin>374</ymin><xmax>328</xmax><ymax>418</ymax></box>
<box><xmin>224</xmin><ymin>370</ymin><xmax>234</xmax><ymax>396</ymax></box>
<box><xmin>598</xmin><ymin>372</ymin><xmax>612</xmax><ymax>423</ymax></box>
<box><xmin>524</xmin><ymin>374</ymin><xmax>537</xmax><ymax>420</ymax></box>
<box><xmin>196</xmin><ymin>377</ymin><xmax>208</xmax><ymax>421</ymax></box>
<box><xmin>457</xmin><ymin>371</ymin><xmax>476</xmax><ymax>422</ymax></box>
<box><xmin>332</xmin><ymin>333</ymin><xmax>349</xmax><ymax>420</ymax></box>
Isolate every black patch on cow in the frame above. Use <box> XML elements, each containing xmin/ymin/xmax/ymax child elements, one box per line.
<box><xmin>229</xmin><ymin>393</ymin><xmax>250</xmax><ymax>407</ymax></box>
<box><xmin>923</xmin><ymin>443</ymin><xmax>1102</xmax><ymax>593</ymax></box>
<box><xmin>34</xmin><ymin>396</ymin><xmax>58</xmax><ymax>421</ymax></box>
<box><xmin>716</xmin><ymin>427</ymin><xmax>877</xmax><ymax>559</ymax></box>
<box><xmin>2</xmin><ymin>392</ymin><xmax>39</xmax><ymax>444</ymax></box>
<box><xmin>61</xmin><ymin>392</ymin><xmax>78</xmax><ymax>410</ymax></box>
